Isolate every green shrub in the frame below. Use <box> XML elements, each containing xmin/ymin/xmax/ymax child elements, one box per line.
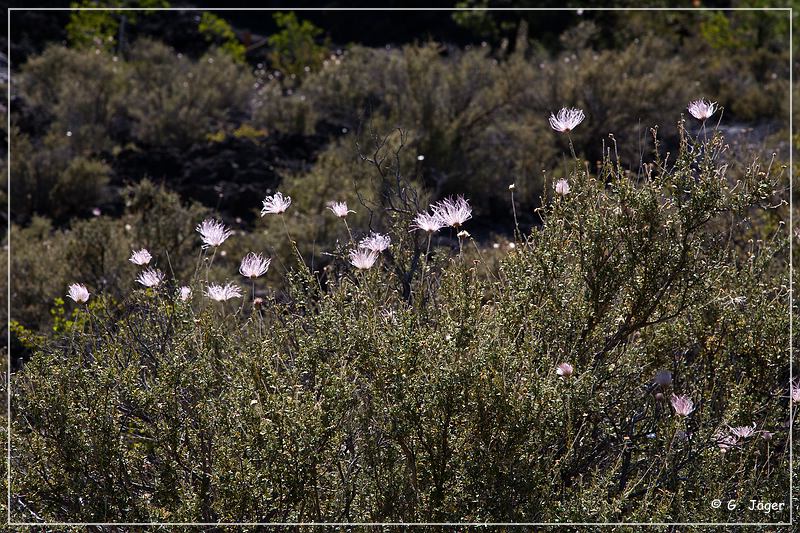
<box><xmin>198</xmin><ymin>12</ymin><xmax>246</xmax><ymax>63</ymax></box>
<box><xmin>124</xmin><ymin>39</ymin><xmax>252</xmax><ymax>147</ymax></box>
<box><xmin>10</xmin><ymin>180</ymin><xmax>209</xmax><ymax>332</ymax></box>
<box><xmin>10</xmin><ymin>125</ymin><xmax>790</xmax><ymax>523</ymax></box>
<box><xmin>267</xmin><ymin>12</ymin><xmax>329</xmax><ymax>80</ymax></box>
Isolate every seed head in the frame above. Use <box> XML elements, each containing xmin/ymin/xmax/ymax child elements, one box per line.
<box><xmin>431</xmin><ymin>196</ymin><xmax>472</xmax><ymax>228</ymax></box>
<box><xmin>670</xmin><ymin>394</ymin><xmax>695</xmax><ymax>417</ymax></box>
<box><xmin>261</xmin><ymin>191</ymin><xmax>292</xmax><ymax>215</ymax></box>
<box><xmin>556</xmin><ymin>362</ymin><xmax>574</xmax><ymax>379</ymax></box>
<box><xmin>549</xmin><ymin>107</ymin><xmax>585</xmax><ymax>132</ymax></box>
<box><xmin>205</xmin><ymin>282</ymin><xmax>243</xmax><ymax>301</ymax></box>
<box><xmin>687</xmin><ymin>99</ymin><xmax>718</xmax><ymax>121</ymax></box>
<box><xmin>360</xmin><ymin>232</ymin><xmax>391</xmax><ymax>253</ymax></box>
<box><xmin>67</xmin><ymin>283</ymin><xmax>90</xmax><ymax>303</ymax></box>
<box><xmin>327</xmin><ymin>201</ymin><xmax>354</xmax><ymax>218</ymax></box>
<box><xmin>196</xmin><ymin>218</ymin><xmax>232</xmax><ymax>248</ymax></box>
<box><xmin>349</xmin><ymin>248</ymin><xmax>378</xmax><ymax>270</ymax></box>
<box><xmin>129</xmin><ymin>248</ymin><xmax>152</xmax><ymax>266</ymax></box>
<box><xmin>411</xmin><ymin>212</ymin><xmax>444</xmax><ymax>233</ymax></box>
<box><xmin>179</xmin><ymin>286</ymin><xmax>192</xmax><ymax>302</ymax></box>
<box><xmin>136</xmin><ymin>268</ymin><xmax>165</xmax><ymax>288</ymax></box>
<box><xmin>791</xmin><ymin>379</ymin><xmax>800</xmax><ymax>403</ymax></box>
<box><xmin>729</xmin><ymin>423</ymin><xmax>757</xmax><ymax>439</ymax></box>
<box><xmin>239</xmin><ymin>252</ymin><xmax>271</xmax><ymax>279</ymax></box>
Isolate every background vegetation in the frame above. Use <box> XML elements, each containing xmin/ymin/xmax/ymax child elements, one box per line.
<box><xmin>3</xmin><ymin>2</ymin><xmax>797</xmax><ymax>525</ymax></box>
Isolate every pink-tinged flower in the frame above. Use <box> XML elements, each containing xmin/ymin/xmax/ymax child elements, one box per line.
<box><xmin>556</xmin><ymin>362</ymin><xmax>574</xmax><ymax>379</ymax></box>
<box><xmin>791</xmin><ymin>379</ymin><xmax>800</xmax><ymax>403</ymax></box>
<box><xmin>67</xmin><ymin>283</ymin><xmax>90</xmax><ymax>303</ymax></box>
<box><xmin>687</xmin><ymin>99</ymin><xmax>718</xmax><ymax>121</ymax></box>
<box><xmin>411</xmin><ymin>212</ymin><xmax>444</xmax><ymax>233</ymax></box>
<box><xmin>549</xmin><ymin>107</ymin><xmax>585</xmax><ymax>132</ymax></box>
<box><xmin>760</xmin><ymin>431</ymin><xmax>774</xmax><ymax>440</ymax></box>
<box><xmin>196</xmin><ymin>218</ymin><xmax>232</xmax><ymax>248</ymax></box>
<box><xmin>261</xmin><ymin>191</ymin><xmax>292</xmax><ymax>215</ymax></box>
<box><xmin>654</xmin><ymin>370</ymin><xmax>673</xmax><ymax>387</ymax></box>
<box><xmin>729</xmin><ymin>423</ymin><xmax>757</xmax><ymax>439</ymax></box>
<box><xmin>670</xmin><ymin>394</ymin><xmax>695</xmax><ymax>416</ymax></box>
<box><xmin>129</xmin><ymin>248</ymin><xmax>152</xmax><ymax>266</ymax></box>
<box><xmin>179</xmin><ymin>286</ymin><xmax>192</xmax><ymax>302</ymax></box>
<box><xmin>555</xmin><ymin>179</ymin><xmax>571</xmax><ymax>196</ymax></box>
<box><xmin>431</xmin><ymin>196</ymin><xmax>472</xmax><ymax>228</ymax></box>
<box><xmin>136</xmin><ymin>267</ymin><xmax>165</xmax><ymax>288</ymax></box>
<box><xmin>327</xmin><ymin>201</ymin><xmax>354</xmax><ymax>218</ymax></box>
<box><xmin>205</xmin><ymin>282</ymin><xmax>242</xmax><ymax>302</ymax></box>
<box><xmin>360</xmin><ymin>232</ymin><xmax>391</xmax><ymax>252</ymax></box>
<box><xmin>714</xmin><ymin>430</ymin><xmax>738</xmax><ymax>453</ymax></box>
<box><xmin>349</xmin><ymin>248</ymin><xmax>378</xmax><ymax>270</ymax></box>
<box><xmin>239</xmin><ymin>252</ymin><xmax>271</xmax><ymax>279</ymax></box>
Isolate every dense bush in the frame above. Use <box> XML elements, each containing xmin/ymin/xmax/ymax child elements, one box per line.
<box><xmin>10</xmin><ymin>180</ymin><xmax>208</xmax><ymax>332</ymax></box>
<box><xmin>10</xmin><ymin>124</ymin><xmax>791</xmax><ymax>523</ymax></box>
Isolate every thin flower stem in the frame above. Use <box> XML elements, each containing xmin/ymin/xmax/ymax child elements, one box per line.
<box><xmin>193</xmin><ymin>247</ymin><xmax>206</xmax><ymax>282</ymax></box>
<box><xmin>511</xmin><ymin>189</ymin><xmax>520</xmax><ymax>241</ymax></box>
<box><xmin>419</xmin><ymin>232</ymin><xmax>433</xmax><ymax>305</ymax></box>
<box><xmin>206</xmin><ymin>247</ymin><xmax>217</xmax><ymax>284</ymax></box>
<box><xmin>281</xmin><ymin>214</ymin><xmax>306</xmax><ymax>268</ymax></box>
<box><xmin>343</xmin><ymin>219</ymin><xmax>354</xmax><ymax>244</ymax></box>
<box><xmin>568</xmin><ymin>132</ymin><xmax>578</xmax><ymax>161</ymax></box>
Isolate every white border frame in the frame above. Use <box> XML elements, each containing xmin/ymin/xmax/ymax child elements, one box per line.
<box><xmin>4</xmin><ymin>5</ymin><xmax>793</xmax><ymax>528</ymax></box>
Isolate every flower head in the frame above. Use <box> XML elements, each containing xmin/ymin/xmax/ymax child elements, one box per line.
<box><xmin>196</xmin><ymin>218</ymin><xmax>232</xmax><ymax>248</ymax></box>
<box><xmin>239</xmin><ymin>252</ymin><xmax>271</xmax><ymax>279</ymax></box>
<box><xmin>136</xmin><ymin>267</ymin><xmax>165</xmax><ymax>288</ymax></box>
<box><xmin>179</xmin><ymin>286</ymin><xmax>192</xmax><ymax>302</ymax></box>
<box><xmin>791</xmin><ymin>379</ymin><xmax>800</xmax><ymax>403</ymax></box>
<box><xmin>654</xmin><ymin>370</ymin><xmax>673</xmax><ymax>387</ymax></box>
<box><xmin>327</xmin><ymin>201</ymin><xmax>354</xmax><ymax>218</ymax></box>
<box><xmin>261</xmin><ymin>192</ymin><xmax>292</xmax><ymax>215</ymax></box>
<box><xmin>555</xmin><ymin>179</ymin><xmax>571</xmax><ymax>196</ymax></box>
<box><xmin>67</xmin><ymin>283</ymin><xmax>90</xmax><ymax>303</ymax></box>
<box><xmin>687</xmin><ymin>99</ymin><xmax>718</xmax><ymax>121</ymax></box>
<box><xmin>360</xmin><ymin>232</ymin><xmax>391</xmax><ymax>253</ymax></box>
<box><xmin>549</xmin><ymin>107</ymin><xmax>585</xmax><ymax>133</ymax></box>
<box><xmin>670</xmin><ymin>394</ymin><xmax>695</xmax><ymax>417</ymax></box>
<box><xmin>729</xmin><ymin>423</ymin><xmax>757</xmax><ymax>439</ymax></box>
<box><xmin>431</xmin><ymin>196</ymin><xmax>472</xmax><ymax>228</ymax></box>
<box><xmin>714</xmin><ymin>430</ymin><xmax>738</xmax><ymax>453</ymax></box>
<box><xmin>129</xmin><ymin>248</ymin><xmax>152</xmax><ymax>266</ymax></box>
<box><xmin>556</xmin><ymin>362</ymin><xmax>574</xmax><ymax>379</ymax></box>
<box><xmin>411</xmin><ymin>212</ymin><xmax>444</xmax><ymax>233</ymax></box>
<box><xmin>205</xmin><ymin>282</ymin><xmax>243</xmax><ymax>302</ymax></box>
<box><xmin>349</xmin><ymin>248</ymin><xmax>378</xmax><ymax>270</ymax></box>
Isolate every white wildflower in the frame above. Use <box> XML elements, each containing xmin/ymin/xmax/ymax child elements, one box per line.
<box><xmin>360</xmin><ymin>232</ymin><xmax>391</xmax><ymax>252</ymax></box>
<box><xmin>327</xmin><ymin>201</ymin><xmax>354</xmax><ymax>218</ymax></box>
<box><xmin>67</xmin><ymin>283</ymin><xmax>90</xmax><ymax>303</ymax></box>
<box><xmin>206</xmin><ymin>282</ymin><xmax>243</xmax><ymax>301</ymax></box>
<box><xmin>549</xmin><ymin>107</ymin><xmax>585</xmax><ymax>132</ymax></box>
<box><xmin>129</xmin><ymin>248</ymin><xmax>152</xmax><ymax>266</ymax></box>
<box><xmin>349</xmin><ymin>248</ymin><xmax>378</xmax><ymax>270</ymax></box>
<box><xmin>431</xmin><ymin>196</ymin><xmax>472</xmax><ymax>228</ymax></box>
<box><xmin>261</xmin><ymin>192</ymin><xmax>292</xmax><ymax>215</ymax></box>
<box><xmin>136</xmin><ymin>268</ymin><xmax>165</xmax><ymax>288</ymax></box>
<box><xmin>239</xmin><ymin>252</ymin><xmax>271</xmax><ymax>279</ymax></box>
<box><xmin>196</xmin><ymin>218</ymin><xmax>232</xmax><ymax>248</ymax></box>
<box><xmin>687</xmin><ymin>99</ymin><xmax>718</xmax><ymax>121</ymax></box>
